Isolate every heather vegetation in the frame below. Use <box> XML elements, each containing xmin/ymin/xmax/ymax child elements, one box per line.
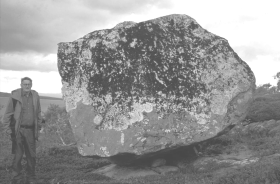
<box><xmin>245</xmin><ymin>72</ymin><xmax>280</xmax><ymax>122</ymax></box>
<box><xmin>0</xmin><ymin>73</ymin><xmax>280</xmax><ymax>184</ymax></box>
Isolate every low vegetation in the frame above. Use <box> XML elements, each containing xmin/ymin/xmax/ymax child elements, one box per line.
<box><xmin>245</xmin><ymin>93</ymin><xmax>280</xmax><ymax>122</ymax></box>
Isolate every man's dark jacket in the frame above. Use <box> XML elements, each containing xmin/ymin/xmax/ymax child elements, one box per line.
<box><xmin>2</xmin><ymin>88</ymin><xmax>42</xmax><ymax>153</ymax></box>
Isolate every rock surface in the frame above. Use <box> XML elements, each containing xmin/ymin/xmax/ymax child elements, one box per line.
<box><xmin>57</xmin><ymin>14</ymin><xmax>255</xmax><ymax>157</ymax></box>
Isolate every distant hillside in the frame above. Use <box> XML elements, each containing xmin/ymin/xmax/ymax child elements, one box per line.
<box><xmin>0</xmin><ymin>92</ymin><xmax>63</xmax><ymax>100</ymax></box>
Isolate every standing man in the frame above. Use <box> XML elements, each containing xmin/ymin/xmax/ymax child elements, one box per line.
<box><xmin>3</xmin><ymin>77</ymin><xmax>42</xmax><ymax>184</ymax></box>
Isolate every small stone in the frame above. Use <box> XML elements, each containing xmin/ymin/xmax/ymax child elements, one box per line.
<box><xmin>151</xmin><ymin>158</ymin><xmax>166</xmax><ymax>168</ymax></box>
<box><xmin>152</xmin><ymin>166</ymin><xmax>179</xmax><ymax>174</ymax></box>
<box><xmin>93</xmin><ymin>164</ymin><xmax>159</xmax><ymax>180</ymax></box>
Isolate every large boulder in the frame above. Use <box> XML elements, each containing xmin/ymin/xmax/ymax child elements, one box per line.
<box><xmin>57</xmin><ymin>14</ymin><xmax>255</xmax><ymax>158</ymax></box>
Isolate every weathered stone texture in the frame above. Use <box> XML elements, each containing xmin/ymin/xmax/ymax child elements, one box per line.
<box><xmin>57</xmin><ymin>14</ymin><xmax>255</xmax><ymax>157</ymax></box>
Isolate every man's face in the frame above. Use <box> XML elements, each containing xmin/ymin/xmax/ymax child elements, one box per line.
<box><xmin>21</xmin><ymin>80</ymin><xmax>32</xmax><ymax>92</ymax></box>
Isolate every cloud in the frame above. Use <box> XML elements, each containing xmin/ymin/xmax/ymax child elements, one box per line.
<box><xmin>3</xmin><ymin>76</ymin><xmax>18</xmax><ymax>81</ymax></box>
<box><xmin>233</xmin><ymin>45</ymin><xmax>271</xmax><ymax>61</ymax></box>
<box><xmin>0</xmin><ymin>53</ymin><xmax>57</xmax><ymax>72</ymax></box>
<box><xmin>233</xmin><ymin>42</ymin><xmax>280</xmax><ymax>63</ymax></box>
<box><xmin>0</xmin><ymin>0</ymin><xmax>173</xmax><ymax>54</ymax></box>
<box><xmin>238</xmin><ymin>16</ymin><xmax>258</xmax><ymax>23</ymax></box>
<box><xmin>82</xmin><ymin>0</ymin><xmax>172</xmax><ymax>14</ymax></box>
<box><xmin>246</xmin><ymin>55</ymin><xmax>280</xmax><ymax>86</ymax></box>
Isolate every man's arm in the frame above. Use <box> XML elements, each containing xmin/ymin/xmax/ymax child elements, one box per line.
<box><xmin>2</xmin><ymin>97</ymin><xmax>14</xmax><ymax>136</ymax></box>
<box><xmin>36</xmin><ymin>94</ymin><xmax>43</xmax><ymax>126</ymax></box>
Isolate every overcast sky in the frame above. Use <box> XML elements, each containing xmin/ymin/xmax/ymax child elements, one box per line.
<box><xmin>0</xmin><ymin>0</ymin><xmax>279</xmax><ymax>97</ymax></box>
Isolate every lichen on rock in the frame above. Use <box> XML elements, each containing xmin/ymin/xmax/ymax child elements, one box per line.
<box><xmin>57</xmin><ymin>14</ymin><xmax>255</xmax><ymax>157</ymax></box>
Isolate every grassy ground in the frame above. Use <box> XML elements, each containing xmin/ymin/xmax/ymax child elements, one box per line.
<box><xmin>1</xmin><ymin>120</ymin><xmax>280</xmax><ymax>184</ymax></box>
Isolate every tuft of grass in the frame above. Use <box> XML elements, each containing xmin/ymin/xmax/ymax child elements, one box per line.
<box><xmin>35</xmin><ymin>146</ymin><xmax>113</xmax><ymax>183</ymax></box>
<box><xmin>246</xmin><ymin>93</ymin><xmax>280</xmax><ymax>122</ymax></box>
<box><xmin>213</xmin><ymin>155</ymin><xmax>280</xmax><ymax>184</ymax></box>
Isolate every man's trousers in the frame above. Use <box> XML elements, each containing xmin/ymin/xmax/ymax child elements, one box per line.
<box><xmin>12</xmin><ymin>127</ymin><xmax>36</xmax><ymax>181</ymax></box>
